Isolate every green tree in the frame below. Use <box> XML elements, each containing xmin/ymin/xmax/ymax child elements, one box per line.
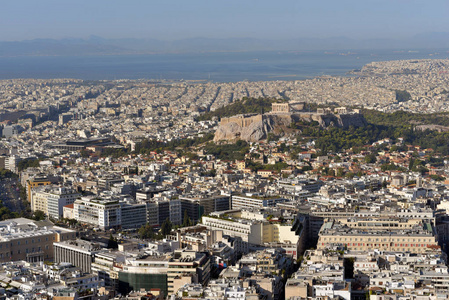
<box><xmin>32</xmin><ymin>210</ymin><xmax>46</xmax><ymax>221</ymax></box>
<box><xmin>80</xmin><ymin>149</ymin><xmax>90</xmax><ymax>158</ymax></box>
<box><xmin>17</xmin><ymin>158</ymin><xmax>40</xmax><ymax>172</ymax></box>
<box><xmin>138</xmin><ymin>224</ymin><xmax>155</xmax><ymax>239</ymax></box>
<box><xmin>430</xmin><ymin>175</ymin><xmax>445</xmax><ymax>181</ymax></box>
<box><xmin>160</xmin><ymin>218</ymin><xmax>173</xmax><ymax>236</ymax></box>
<box><xmin>364</xmin><ymin>154</ymin><xmax>376</xmax><ymax>163</ymax></box>
<box><xmin>107</xmin><ymin>234</ymin><xmax>118</xmax><ymax>249</ymax></box>
<box><xmin>336</xmin><ymin>168</ymin><xmax>345</xmax><ymax>177</ymax></box>
<box><xmin>395</xmin><ymin>90</ymin><xmax>412</xmax><ymax>102</ymax></box>
<box><xmin>182</xmin><ymin>211</ymin><xmax>193</xmax><ymax>227</ymax></box>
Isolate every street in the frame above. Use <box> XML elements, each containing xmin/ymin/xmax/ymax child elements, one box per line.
<box><xmin>0</xmin><ymin>178</ymin><xmax>25</xmax><ymax>213</ymax></box>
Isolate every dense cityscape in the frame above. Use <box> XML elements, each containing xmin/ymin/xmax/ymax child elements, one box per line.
<box><xmin>0</xmin><ymin>58</ymin><xmax>448</xmax><ymax>299</ymax></box>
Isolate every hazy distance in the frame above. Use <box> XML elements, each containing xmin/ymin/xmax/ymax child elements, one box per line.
<box><xmin>1</xmin><ymin>0</ymin><xmax>448</xmax><ymax>51</ymax></box>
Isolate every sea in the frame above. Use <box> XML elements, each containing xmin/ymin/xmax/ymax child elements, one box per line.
<box><xmin>0</xmin><ymin>49</ymin><xmax>448</xmax><ymax>82</ymax></box>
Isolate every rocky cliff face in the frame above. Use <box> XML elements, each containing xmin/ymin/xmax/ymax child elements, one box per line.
<box><xmin>214</xmin><ymin>113</ymin><xmax>367</xmax><ymax>142</ymax></box>
<box><xmin>319</xmin><ymin>113</ymin><xmax>367</xmax><ymax>128</ymax></box>
<box><xmin>214</xmin><ymin>114</ymin><xmax>296</xmax><ymax>142</ymax></box>
<box><xmin>214</xmin><ymin>115</ymin><xmax>290</xmax><ymax>142</ymax></box>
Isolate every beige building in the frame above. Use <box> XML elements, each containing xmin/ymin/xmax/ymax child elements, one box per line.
<box><xmin>0</xmin><ymin>218</ymin><xmax>76</xmax><ymax>262</ymax></box>
<box><xmin>285</xmin><ymin>280</ymin><xmax>308</xmax><ymax>299</ymax></box>
<box><xmin>31</xmin><ymin>185</ymin><xmax>80</xmax><ymax>219</ymax></box>
<box><xmin>317</xmin><ymin>218</ymin><xmax>439</xmax><ymax>253</ymax></box>
<box><xmin>202</xmin><ymin>210</ymin><xmax>302</xmax><ymax>247</ymax></box>
<box><xmin>167</xmin><ymin>250</ymin><xmax>211</xmax><ymax>295</ymax></box>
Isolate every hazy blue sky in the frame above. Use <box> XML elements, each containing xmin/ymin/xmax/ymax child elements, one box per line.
<box><xmin>1</xmin><ymin>0</ymin><xmax>448</xmax><ymax>41</ymax></box>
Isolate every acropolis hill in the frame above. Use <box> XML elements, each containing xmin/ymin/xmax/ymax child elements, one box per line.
<box><xmin>214</xmin><ymin>102</ymin><xmax>367</xmax><ymax>142</ymax></box>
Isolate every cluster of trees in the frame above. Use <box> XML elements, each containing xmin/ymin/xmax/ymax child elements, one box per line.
<box><xmin>0</xmin><ymin>202</ymin><xmax>17</xmax><ymax>221</ymax></box>
<box><xmin>100</xmin><ymin>147</ymin><xmax>129</xmax><ymax>158</ymax></box>
<box><xmin>17</xmin><ymin>158</ymin><xmax>40</xmax><ymax>171</ymax></box>
<box><xmin>380</xmin><ymin>163</ymin><xmax>406</xmax><ymax>172</ymax></box>
<box><xmin>303</xmin><ymin>124</ymin><xmax>393</xmax><ymax>154</ymax></box>
<box><xmin>395</xmin><ymin>90</ymin><xmax>412</xmax><ymax>102</ymax></box>
<box><xmin>0</xmin><ymin>201</ymin><xmax>44</xmax><ymax>221</ymax></box>
<box><xmin>203</xmin><ymin>140</ymin><xmax>249</xmax><ymax>161</ymax></box>
<box><xmin>0</xmin><ymin>169</ymin><xmax>16</xmax><ymax>179</ymax></box>
<box><xmin>299</xmin><ymin>119</ymin><xmax>449</xmax><ymax>156</ymax></box>
<box><xmin>79</xmin><ymin>132</ymin><xmax>215</xmax><ymax>159</ymax></box>
<box><xmin>134</xmin><ymin>132</ymin><xmax>214</xmax><ymax>155</ymax></box>
<box><xmin>138</xmin><ymin>212</ymin><xmax>194</xmax><ymax>241</ymax></box>
<box><xmin>430</xmin><ymin>175</ymin><xmax>445</xmax><ymax>181</ymax></box>
<box><xmin>245</xmin><ymin>160</ymin><xmax>289</xmax><ymax>172</ymax></box>
<box><xmin>197</xmin><ymin>97</ymin><xmax>285</xmax><ymax>121</ymax></box>
<box><xmin>319</xmin><ymin>167</ymin><xmax>347</xmax><ymax>178</ymax></box>
<box><xmin>362</xmin><ymin>109</ymin><xmax>449</xmax><ymax>127</ymax></box>
<box><xmin>138</xmin><ymin>218</ymin><xmax>174</xmax><ymax>240</ymax></box>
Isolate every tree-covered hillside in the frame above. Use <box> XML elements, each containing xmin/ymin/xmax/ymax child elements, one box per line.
<box><xmin>362</xmin><ymin>109</ymin><xmax>449</xmax><ymax>127</ymax></box>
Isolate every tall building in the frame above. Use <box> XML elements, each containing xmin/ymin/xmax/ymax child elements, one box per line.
<box><xmin>91</xmin><ymin>251</ymin><xmax>125</xmax><ymax>289</ymax></box>
<box><xmin>5</xmin><ymin>155</ymin><xmax>21</xmax><ymax>173</ymax></box>
<box><xmin>73</xmin><ymin>197</ymin><xmax>122</xmax><ymax>230</ymax></box>
<box><xmin>167</xmin><ymin>250</ymin><xmax>211</xmax><ymax>295</ymax></box>
<box><xmin>180</xmin><ymin>195</ymin><xmax>231</xmax><ymax>224</ymax></box>
<box><xmin>2</xmin><ymin>125</ymin><xmax>22</xmax><ymax>138</ymax></box>
<box><xmin>118</xmin><ymin>256</ymin><xmax>168</xmax><ymax>296</ymax></box>
<box><xmin>26</xmin><ymin>175</ymin><xmax>52</xmax><ymax>202</ymax></box>
<box><xmin>58</xmin><ymin>113</ymin><xmax>73</xmax><ymax>126</ymax></box>
<box><xmin>146</xmin><ymin>198</ymin><xmax>182</xmax><ymax>227</ymax></box>
<box><xmin>54</xmin><ymin>240</ymin><xmax>102</xmax><ymax>273</ymax></box>
<box><xmin>72</xmin><ymin>197</ymin><xmax>148</xmax><ymax>230</ymax></box>
<box><xmin>121</xmin><ymin>202</ymin><xmax>147</xmax><ymax>229</ymax></box>
<box><xmin>201</xmin><ymin>210</ymin><xmax>305</xmax><ymax>255</ymax></box>
<box><xmin>31</xmin><ymin>185</ymin><xmax>81</xmax><ymax>219</ymax></box>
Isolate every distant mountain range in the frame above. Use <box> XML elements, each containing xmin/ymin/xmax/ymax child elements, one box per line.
<box><xmin>1</xmin><ymin>33</ymin><xmax>449</xmax><ymax>57</ymax></box>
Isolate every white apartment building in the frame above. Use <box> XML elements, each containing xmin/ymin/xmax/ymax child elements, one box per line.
<box><xmin>74</xmin><ymin>197</ymin><xmax>121</xmax><ymax>230</ymax></box>
<box><xmin>231</xmin><ymin>194</ymin><xmax>286</xmax><ymax>210</ymax></box>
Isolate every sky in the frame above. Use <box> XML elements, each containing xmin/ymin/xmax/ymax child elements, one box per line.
<box><xmin>1</xmin><ymin>0</ymin><xmax>448</xmax><ymax>41</ymax></box>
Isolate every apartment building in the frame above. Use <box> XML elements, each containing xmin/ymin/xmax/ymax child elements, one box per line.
<box><xmin>167</xmin><ymin>250</ymin><xmax>211</xmax><ymax>295</ymax></box>
<box><xmin>146</xmin><ymin>198</ymin><xmax>182</xmax><ymax>227</ymax></box>
<box><xmin>73</xmin><ymin>197</ymin><xmax>121</xmax><ymax>230</ymax></box>
<box><xmin>31</xmin><ymin>185</ymin><xmax>80</xmax><ymax>219</ymax></box>
<box><xmin>231</xmin><ymin>194</ymin><xmax>286</xmax><ymax>210</ymax></box>
<box><xmin>180</xmin><ymin>195</ymin><xmax>230</xmax><ymax>224</ymax></box>
<box><xmin>120</xmin><ymin>202</ymin><xmax>147</xmax><ymax>229</ymax></box>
